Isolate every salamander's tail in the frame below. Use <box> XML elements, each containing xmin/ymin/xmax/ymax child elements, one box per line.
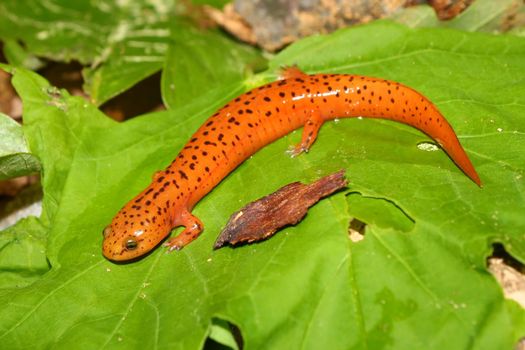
<box><xmin>434</xmin><ymin>129</ymin><xmax>482</xmax><ymax>187</ymax></box>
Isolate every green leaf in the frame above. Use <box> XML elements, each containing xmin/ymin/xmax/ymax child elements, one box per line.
<box><xmin>0</xmin><ymin>111</ymin><xmax>40</xmax><ymax>180</ymax></box>
<box><xmin>2</xmin><ymin>40</ymin><xmax>45</xmax><ymax>70</ymax></box>
<box><xmin>392</xmin><ymin>0</ymin><xmax>524</xmax><ymax>33</ymax></box>
<box><xmin>1</xmin><ymin>21</ymin><xmax>525</xmax><ymax>349</ymax></box>
<box><xmin>82</xmin><ymin>19</ymin><xmax>170</xmax><ymax>106</ymax></box>
<box><xmin>161</xmin><ymin>23</ymin><xmax>266</xmax><ymax>109</ymax></box>
<box><xmin>0</xmin><ymin>0</ymin><xmax>177</xmax><ymax>105</ymax></box>
<box><xmin>207</xmin><ymin>318</ymin><xmax>239</xmax><ymax>350</ymax></box>
<box><xmin>443</xmin><ymin>0</ymin><xmax>522</xmax><ymax>32</ymax></box>
<box><xmin>0</xmin><ymin>217</ymin><xmax>49</xmax><ymax>289</ymax></box>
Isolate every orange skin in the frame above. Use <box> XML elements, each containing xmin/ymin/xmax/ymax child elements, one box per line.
<box><xmin>102</xmin><ymin>67</ymin><xmax>481</xmax><ymax>261</ymax></box>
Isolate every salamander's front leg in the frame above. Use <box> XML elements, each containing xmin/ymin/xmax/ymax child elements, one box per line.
<box><xmin>288</xmin><ymin>109</ymin><xmax>324</xmax><ymax>157</ymax></box>
<box><xmin>164</xmin><ymin>210</ymin><xmax>204</xmax><ymax>251</ymax></box>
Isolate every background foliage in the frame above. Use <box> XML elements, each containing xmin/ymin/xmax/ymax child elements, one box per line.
<box><xmin>0</xmin><ymin>1</ymin><xmax>524</xmax><ymax>349</ymax></box>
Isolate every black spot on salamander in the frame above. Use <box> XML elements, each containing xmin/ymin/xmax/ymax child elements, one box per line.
<box><xmin>218</xmin><ymin>133</ymin><xmax>224</xmax><ymax>141</ymax></box>
<box><xmin>202</xmin><ymin>151</ymin><xmax>208</xmax><ymax>156</ymax></box>
<box><xmin>163</xmin><ymin>181</ymin><xmax>170</xmax><ymax>188</ymax></box>
<box><xmin>205</xmin><ymin>166</ymin><xmax>210</xmax><ymax>173</ymax></box>
<box><xmin>238</xmin><ymin>110</ymin><xmax>244</xmax><ymax>115</ymax></box>
<box><xmin>206</xmin><ymin>120</ymin><xmax>214</xmax><ymax>126</ymax></box>
<box><xmin>204</xmin><ymin>141</ymin><xmax>217</xmax><ymax>146</ymax></box>
<box><xmin>179</xmin><ymin>170</ymin><xmax>188</xmax><ymax>180</ymax></box>
<box><xmin>391</xmin><ymin>98</ymin><xmax>395</xmax><ymax>103</ymax></box>
<box><xmin>264</xmin><ymin>96</ymin><xmax>271</xmax><ymax>102</ymax></box>
<box><xmin>235</xmin><ymin>97</ymin><xmax>241</xmax><ymax>102</ymax></box>
<box><xmin>192</xmin><ymin>155</ymin><xmax>197</xmax><ymax>160</ymax></box>
<box><xmin>357</xmin><ymin>88</ymin><xmax>361</xmax><ymax>94</ymax></box>
<box><xmin>244</xmin><ymin>101</ymin><xmax>250</xmax><ymax>105</ymax></box>
<box><xmin>189</xmin><ymin>163</ymin><xmax>195</xmax><ymax>170</ymax></box>
<box><xmin>172</xmin><ymin>180</ymin><xmax>179</xmax><ymax>188</ymax></box>
<box><xmin>235</xmin><ymin>135</ymin><xmax>240</xmax><ymax>141</ymax></box>
<box><xmin>279</xmin><ymin>92</ymin><xmax>285</xmax><ymax>98</ymax></box>
<box><xmin>197</xmin><ymin>177</ymin><xmax>202</xmax><ymax>182</ymax></box>
<box><xmin>203</xmin><ymin>131</ymin><xmax>209</xmax><ymax>136</ymax></box>
<box><xmin>228</xmin><ymin>117</ymin><xmax>236</xmax><ymax>123</ymax></box>
<box><xmin>363</xmin><ymin>85</ymin><xmax>367</xmax><ymax>90</ymax></box>
<box><xmin>145</xmin><ymin>188</ymin><xmax>154</xmax><ymax>195</ymax></box>
<box><xmin>265</xmin><ymin>111</ymin><xmax>271</xmax><ymax>117</ymax></box>
<box><xmin>246</xmin><ymin>109</ymin><xmax>253</xmax><ymax>114</ymax></box>
<box><xmin>191</xmin><ymin>138</ymin><xmax>198</xmax><ymax>143</ymax></box>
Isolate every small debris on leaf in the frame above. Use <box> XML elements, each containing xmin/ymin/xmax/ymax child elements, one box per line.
<box><xmin>214</xmin><ymin>169</ymin><xmax>347</xmax><ymax>249</ymax></box>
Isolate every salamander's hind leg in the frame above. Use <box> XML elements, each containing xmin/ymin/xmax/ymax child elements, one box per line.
<box><xmin>280</xmin><ymin>65</ymin><xmax>309</xmax><ymax>80</ymax></box>
<box><xmin>288</xmin><ymin>109</ymin><xmax>324</xmax><ymax>157</ymax></box>
<box><xmin>164</xmin><ymin>210</ymin><xmax>204</xmax><ymax>251</ymax></box>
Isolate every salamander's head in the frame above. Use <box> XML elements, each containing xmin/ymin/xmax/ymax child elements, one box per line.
<box><xmin>102</xmin><ymin>197</ymin><xmax>173</xmax><ymax>261</ymax></box>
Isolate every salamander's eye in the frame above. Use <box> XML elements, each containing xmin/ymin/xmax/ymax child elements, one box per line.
<box><xmin>102</xmin><ymin>226</ymin><xmax>112</xmax><ymax>238</ymax></box>
<box><xmin>125</xmin><ymin>238</ymin><xmax>138</xmax><ymax>250</ymax></box>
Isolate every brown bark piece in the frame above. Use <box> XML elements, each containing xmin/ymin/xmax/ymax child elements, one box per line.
<box><xmin>214</xmin><ymin>169</ymin><xmax>347</xmax><ymax>249</ymax></box>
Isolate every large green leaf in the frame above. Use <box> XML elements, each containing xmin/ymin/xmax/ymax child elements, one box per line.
<box><xmin>1</xmin><ymin>21</ymin><xmax>525</xmax><ymax>349</ymax></box>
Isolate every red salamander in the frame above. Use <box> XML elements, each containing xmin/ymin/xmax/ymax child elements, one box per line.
<box><xmin>102</xmin><ymin>66</ymin><xmax>481</xmax><ymax>261</ymax></box>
